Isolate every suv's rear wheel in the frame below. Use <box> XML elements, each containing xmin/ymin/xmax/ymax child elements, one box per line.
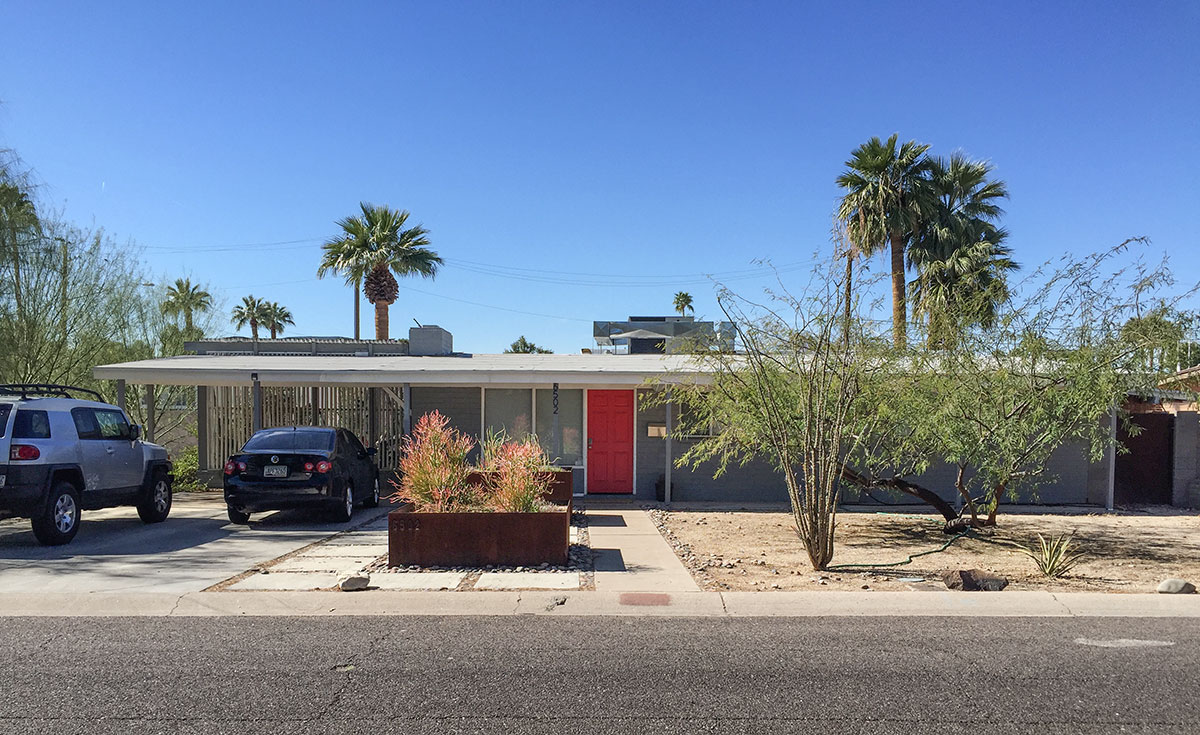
<box><xmin>32</xmin><ymin>481</ymin><xmax>81</xmax><ymax>546</ymax></box>
<box><xmin>137</xmin><ymin>469</ymin><xmax>172</xmax><ymax>524</ymax></box>
<box><xmin>227</xmin><ymin>505</ymin><xmax>250</xmax><ymax>525</ymax></box>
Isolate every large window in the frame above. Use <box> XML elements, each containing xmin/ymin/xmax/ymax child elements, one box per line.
<box><xmin>484</xmin><ymin>389</ymin><xmax>533</xmax><ymax>440</ymax></box>
<box><xmin>535</xmin><ymin>388</ymin><xmax>583</xmax><ymax>466</ymax></box>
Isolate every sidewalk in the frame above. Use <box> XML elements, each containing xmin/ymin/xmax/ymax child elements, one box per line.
<box><xmin>587</xmin><ymin>507</ymin><xmax>699</xmax><ymax>592</ymax></box>
<box><xmin>0</xmin><ymin>589</ymin><xmax>1195</xmax><ymax>617</ymax></box>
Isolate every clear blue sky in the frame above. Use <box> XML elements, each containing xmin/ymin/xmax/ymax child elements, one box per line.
<box><xmin>2</xmin><ymin>2</ymin><xmax>1197</xmax><ymax>352</ymax></box>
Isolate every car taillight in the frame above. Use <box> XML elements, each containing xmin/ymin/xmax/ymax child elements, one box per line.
<box><xmin>9</xmin><ymin>445</ymin><xmax>39</xmax><ymax>461</ymax></box>
<box><xmin>303</xmin><ymin>462</ymin><xmax>314</xmax><ymax>472</ymax></box>
<box><xmin>224</xmin><ymin>460</ymin><xmax>247</xmax><ymax>476</ymax></box>
<box><xmin>316</xmin><ymin>461</ymin><xmax>332</xmax><ymax>473</ymax></box>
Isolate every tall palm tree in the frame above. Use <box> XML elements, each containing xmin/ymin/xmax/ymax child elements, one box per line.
<box><xmin>672</xmin><ymin>291</ymin><xmax>694</xmax><ymax>317</ymax></box>
<box><xmin>231</xmin><ymin>295</ymin><xmax>268</xmax><ymax>347</ymax></box>
<box><xmin>161</xmin><ymin>278</ymin><xmax>213</xmax><ymax>334</ymax></box>
<box><xmin>836</xmin><ymin>135</ymin><xmax>935</xmax><ymax>348</ymax></box>
<box><xmin>261</xmin><ymin>302</ymin><xmax>295</xmax><ymax>339</ymax></box>
<box><xmin>909</xmin><ymin>154</ymin><xmax>1015</xmax><ymax>347</ymax></box>
<box><xmin>318</xmin><ymin>203</ymin><xmax>440</xmax><ymax>341</ymax></box>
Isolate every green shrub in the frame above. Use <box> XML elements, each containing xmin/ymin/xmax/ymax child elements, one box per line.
<box><xmin>172</xmin><ymin>446</ymin><xmax>207</xmax><ymax>492</ymax></box>
<box><xmin>1018</xmin><ymin>532</ymin><xmax>1086</xmax><ymax>578</ymax></box>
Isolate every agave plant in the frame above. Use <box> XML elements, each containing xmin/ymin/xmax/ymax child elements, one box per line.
<box><xmin>1018</xmin><ymin>533</ymin><xmax>1087</xmax><ymax>578</ymax></box>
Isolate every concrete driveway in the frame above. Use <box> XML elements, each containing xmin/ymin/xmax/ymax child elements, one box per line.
<box><xmin>0</xmin><ymin>491</ymin><xmax>389</xmax><ymax>594</ymax></box>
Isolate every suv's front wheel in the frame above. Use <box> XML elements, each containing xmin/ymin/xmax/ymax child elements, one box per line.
<box><xmin>137</xmin><ymin>468</ymin><xmax>172</xmax><ymax>524</ymax></box>
<box><xmin>32</xmin><ymin>480</ymin><xmax>81</xmax><ymax>546</ymax></box>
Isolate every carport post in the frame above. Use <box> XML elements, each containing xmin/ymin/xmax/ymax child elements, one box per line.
<box><xmin>402</xmin><ymin>384</ymin><xmax>412</xmax><ymax>435</ymax></box>
<box><xmin>115</xmin><ymin>379</ymin><xmax>126</xmax><ymax>414</ymax></box>
<box><xmin>143</xmin><ymin>384</ymin><xmax>156</xmax><ymax>443</ymax></box>
<box><xmin>664</xmin><ymin>388</ymin><xmax>673</xmax><ymax>505</ymax></box>
<box><xmin>310</xmin><ymin>386</ymin><xmax>319</xmax><ymax>426</ymax></box>
<box><xmin>196</xmin><ymin>386</ymin><xmax>208</xmax><ymax>471</ymax></box>
<box><xmin>251</xmin><ymin>374</ymin><xmax>263</xmax><ymax>433</ymax></box>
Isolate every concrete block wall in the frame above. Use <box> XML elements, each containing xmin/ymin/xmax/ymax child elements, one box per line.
<box><xmin>634</xmin><ymin>391</ymin><xmax>1096</xmax><ymax>505</ymax></box>
<box><xmin>409</xmin><ymin>386</ymin><xmax>481</xmax><ymax>461</ymax></box>
<box><xmin>1174</xmin><ymin>411</ymin><xmax>1199</xmax><ymax>507</ymax></box>
<box><xmin>635</xmin><ymin>393</ymin><xmax>786</xmax><ymax>502</ymax></box>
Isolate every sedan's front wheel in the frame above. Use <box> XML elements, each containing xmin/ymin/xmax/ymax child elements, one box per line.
<box><xmin>362</xmin><ymin>476</ymin><xmax>380</xmax><ymax>508</ymax></box>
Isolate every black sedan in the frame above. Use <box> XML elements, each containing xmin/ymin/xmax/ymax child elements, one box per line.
<box><xmin>223</xmin><ymin>426</ymin><xmax>380</xmax><ymax>524</ymax></box>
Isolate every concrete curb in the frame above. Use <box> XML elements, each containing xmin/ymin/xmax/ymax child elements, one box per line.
<box><xmin>0</xmin><ymin>590</ymin><xmax>1196</xmax><ymax>617</ymax></box>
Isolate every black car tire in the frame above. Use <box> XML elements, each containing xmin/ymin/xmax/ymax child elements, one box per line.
<box><xmin>362</xmin><ymin>476</ymin><xmax>380</xmax><ymax>508</ymax></box>
<box><xmin>227</xmin><ymin>505</ymin><xmax>251</xmax><ymax>525</ymax></box>
<box><xmin>137</xmin><ymin>469</ymin><xmax>173</xmax><ymax>524</ymax></box>
<box><xmin>31</xmin><ymin>480</ymin><xmax>82</xmax><ymax>546</ymax></box>
<box><xmin>330</xmin><ymin>481</ymin><xmax>354</xmax><ymax>523</ymax></box>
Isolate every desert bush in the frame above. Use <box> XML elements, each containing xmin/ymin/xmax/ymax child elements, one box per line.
<box><xmin>1018</xmin><ymin>533</ymin><xmax>1086</xmax><ymax>577</ymax></box>
<box><xmin>171</xmin><ymin>446</ymin><xmax>206</xmax><ymax>492</ymax></box>
<box><xmin>393</xmin><ymin>411</ymin><xmax>480</xmax><ymax>512</ymax></box>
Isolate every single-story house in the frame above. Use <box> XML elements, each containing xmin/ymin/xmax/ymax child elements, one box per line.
<box><xmin>91</xmin><ymin>326</ymin><xmax>1200</xmax><ymax>509</ymax></box>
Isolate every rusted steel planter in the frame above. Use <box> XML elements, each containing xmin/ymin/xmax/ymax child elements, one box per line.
<box><xmin>463</xmin><ymin>469</ymin><xmax>574</xmax><ymax>505</ymax></box>
<box><xmin>388</xmin><ymin>501</ymin><xmax>571</xmax><ymax>567</ymax></box>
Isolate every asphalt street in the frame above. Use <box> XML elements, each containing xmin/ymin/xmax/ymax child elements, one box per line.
<box><xmin>0</xmin><ymin>615</ymin><xmax>1195</xmax><ymax>734</ymax></box>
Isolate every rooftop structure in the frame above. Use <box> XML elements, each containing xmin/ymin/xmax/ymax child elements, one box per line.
<box><xmin>593</xmin><ymin>316</ymin><xmax>735</xmax><ymax>354</ymax></box>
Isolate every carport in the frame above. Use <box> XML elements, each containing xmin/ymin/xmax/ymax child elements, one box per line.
<box><xmin>92</xmin><ymin>349</ymin><xmax>697</xmax><ymax>498</ymax></box>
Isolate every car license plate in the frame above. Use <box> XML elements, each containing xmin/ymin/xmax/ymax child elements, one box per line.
<box><xmin>263</xmin><ymin>465</ymin><xmax>288</xmax><ymax>478</ymax></box>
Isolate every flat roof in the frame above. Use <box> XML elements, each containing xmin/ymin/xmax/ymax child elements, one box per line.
<box><xmin>92</xmin><ymin>353</ymin><xmax>707</xmax><ymax>387</ymax></box>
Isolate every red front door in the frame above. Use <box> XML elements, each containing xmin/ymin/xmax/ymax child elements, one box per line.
<box><xmin>587</xmin><ymin>390</ymin><xmax>634</xmax><ymax>494</ymax></box>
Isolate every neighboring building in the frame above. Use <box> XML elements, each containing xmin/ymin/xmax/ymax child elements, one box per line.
<box><xmin>593</xmin><ymin>316</ymin><xmax>734</xmax><ymax>354</ymax></box>
<box><xmin>91</xmin><ymin>325</ymin><xmax>1199</xmax><ymax>508</ymax></box>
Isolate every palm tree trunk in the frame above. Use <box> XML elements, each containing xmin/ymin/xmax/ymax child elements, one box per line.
<box><xmin>889</xmin><ymin>232</ymin><xmax>907</xmax><ymax>349</ymax></box>
<box><xmin>184</xmin><ymin>312</ymin><xmax>194</xmax><ymax>334</ymax></box>
<box><xmin>375</xmin><ymin>300</ymin><xmax>391</xmax><ymax>341</ymax></box>
<box><xmin>354</xmin><ymin>279</ymin><xmax>361</xmax><ymax>340</ymax></box>
<box><xmin>251</xmin><ymin>321</ymin><xmax>259</xmax><ymax>352</ymax></box>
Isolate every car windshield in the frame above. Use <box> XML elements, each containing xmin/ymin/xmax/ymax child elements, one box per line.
<box><xmin>242</xmin><ymin>428</ymin><xmax>334</xmax><ymax>453</ymax></box>
<box><xmin>0</xmin><ymin>404</ymin><xmax>10</xmax><ymax>437</ymax></box>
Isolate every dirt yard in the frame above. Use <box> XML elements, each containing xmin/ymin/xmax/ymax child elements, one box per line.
<box><xmin>650</xmin><ymin>505</ymin><xmax>1200</xmax><ymax>593</ymax></box>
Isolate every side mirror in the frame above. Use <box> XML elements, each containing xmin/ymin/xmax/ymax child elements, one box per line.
<box><xmin>129</xmin><ymin>425</ymin><xmax>141</xmax><ymax>441</ymax></box>
<box><xmin>366</xmin><ymin>447</ymin><xmax>378</xmax><ymax>457</ymax></box>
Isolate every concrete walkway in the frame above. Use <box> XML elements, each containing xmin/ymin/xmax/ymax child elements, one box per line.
<box><xmin>587</xmin><ymin>507</ymin><xmax>699</xmax><ymax>592</ymax></box>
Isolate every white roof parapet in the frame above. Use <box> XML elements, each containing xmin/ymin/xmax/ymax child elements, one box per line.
<box><xmin>92</xmin><ymin>353</ymin><xmax>711</xmax><ymax>387</ymax></box>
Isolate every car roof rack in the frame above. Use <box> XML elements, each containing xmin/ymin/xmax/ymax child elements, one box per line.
<box><xmin>0</xmin><ymin>384</ymin><xmax>104</xmax><ymax>402</ymax></box>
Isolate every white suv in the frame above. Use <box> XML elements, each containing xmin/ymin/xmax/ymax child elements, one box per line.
<box><xmin>0</xmin><ymin>384</ymin><xmax>173</xmax><ymax>545</ymax></box>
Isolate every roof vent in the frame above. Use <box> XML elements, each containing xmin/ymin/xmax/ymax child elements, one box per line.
<box><xmin>409</xmin><ymin>325</ymin><xmax>453</xmax><ymax>356</ymax></box>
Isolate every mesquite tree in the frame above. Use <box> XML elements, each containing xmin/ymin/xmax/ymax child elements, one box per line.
<box><xmin>852</xmin><ymin>240</ymin><xmax>1195</xmax><ymax>527</ymax></box>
